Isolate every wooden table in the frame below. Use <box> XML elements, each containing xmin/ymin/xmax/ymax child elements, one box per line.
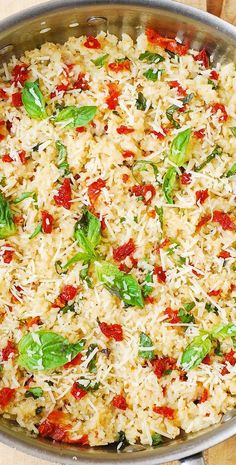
<box><xmin>0</xmin><ymin>0</ymin><xmax>235</xmax><ymax>464</ymax></box>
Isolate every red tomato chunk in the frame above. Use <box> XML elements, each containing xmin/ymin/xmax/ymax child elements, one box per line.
<box><xmin>153</xmin><ymin>265</ymin><xmax>166</xmax><ymax>283</ymax></box>
<box><xmin>180</xmin><ymin>172</ymin><xmax>192</xmax><ymax>185</ymax></box>
<box><xmin>54</xmin><ymin>178</ymin><xmax>72</xmax><ymax>210</ymax></box>
<box><xmin>213</xmin><ymin>210</ymin><xmax>235</xmax><ymax>231</ymax></box>
<box><xmin>88</xmin><ymin>178</ymin><xmax>106</xmax><ymax>205</ymax></box>
<box><xmin>131</xmin><ymin>184</ymin><xmax>156</xmax><ymax>205</ymax></box>
<box><xmin>113</xmin><ymin>239</ymin><xmax>135</xmax><ymax>261</ymax></box>
<box><xmin>108</xmin><ymin>60</ymin><xmax>130</xmax><ymax>72</ymax></box>
<box><xmin>195</xmin><ymin>189</ymin><xmax>209</xmax><ymax>205</ymax></box>
<box><xmin>99</xmin><ymin>322</ymin><xmax>123</xmax><ymax>341</ymax></box>
<box><xmin>59</xmin><ymin>285</ymin><xmax>77</xmax><ymax>303</ymax></box>
<box><xmin>164</xmin><ymin>307</ymin><xmax>180</xmax><ymax>324</ymax></box>
<box><xmin>2</xmin><ymin>340</ymin><xmax>16</xmax><ymax>361</ymax></box>
<box><xmin>146</xmin><ymin>28</ymin><xmax>189</xmax><ymax>55</ymax></box>
<box><xmin>41</xmin><ymin>210</ymin><xmax>54</xmax><ymax>234</ymax></box>
<box><xmin>153</xmin><ymin>405</ymin><xmax>175</xmax><ymax>420</ymax></box>
<box><xmin>151</xmin><ymin>357</ymin><xmax>177</xmax><ymax>379</ymax></box>
<box><xmin>112</xmin><ymin>394</ymin><xmax>128</xmax><ymax>410</ymax></box>
<box><xmin>84</xmin><ymin>36</ymin><xmax>101</xmax><ymax>49</ymax></box>
<box><xmin>11</xmin><ymin>63</ymin><xmax>29</xmax><ymax>85</ymax></box>
<box><xmin>194</xmin><ymin>48</ymin><xmax>209</xmax><ymax>68</ymax></box>
<box><xmin>0</xmin><ymin>387</ymin><xmax>15</xmax><ymax>409</ymax></box>
<box><xmin>71</xmin><ymin>383</ymin><xmax>87</xmax><ymax>401</ymax></box>
<box><xmin>116</xmin><ymin>125</ymin><xmax>134</xmax><ymax>135</ymax></box>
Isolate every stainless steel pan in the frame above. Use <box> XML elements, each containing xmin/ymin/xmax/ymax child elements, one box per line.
<box><xmin>0</xmin><ymin>1</ymin><xmax>235</xmax><ymax>464</ymax></box>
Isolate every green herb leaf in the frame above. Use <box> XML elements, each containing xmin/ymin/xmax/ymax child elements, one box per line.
<box><xmin>155</xmin><ymin>206</ymin><xmax>164</xmax><ymax>229</ymax></box>
<box><xmin>178</xmin><ymin>308</ymin><xmax>194</xmax><ymax>323</ymax></box>
<box><xmin>56</xmin><ymin>140</ymin><xmax>69</xmax><ymax>174</ymax></box>
<box><xmin>183</xmin><ymin>302</ymin><xmax>195</xmax><ymax>312</ymax></box>
<box><xmin>230</xmin><ymin>127</ymin><xmax>236</xmax><ymax>137</ymax></box>
<box><xmin>86</xmin><ymin>343</ymin><xmax>98</xmax><ymax>373</ymax></box>
<box><xmin>80</xmin><ymin>265</ymin><xmax>93</xmax><ymax>288</ymax></box>
<box><xmin>62</xmin><ymin>252</ymin><xmax>91</xmax><ymax>271</ymax></box>
<box><xmin>194</xmin><ymin>146</ymin><xmax>222</xmax><ymax>172</ymax></box>
<box><xmin>166</xmin><ymin>105</ymin><xmax>180</xmax><ymax>129</ymax></box>
<box><xmin>18</xmin><ymin>330</ymin><xmax>86</xmax><ymax>371</ymax></box>
<box><xmin>226</xmin><ymin>163</ymin><xmax>236</xmax><ymax>178</ymax></box>
<box><xmin>142</xmin><ymin>271</ymin><xmax>154</xmax><ymax>297</ymax></box>
<box><xmin>169</xmin><ymin>128</ymin><xmax>191</xmax><ymax>167</ymax></box>
<box><xmin>74</xmin><ymin>209</ymin><xmax>101</xmax><ymax>260</ymax></box>
<box><xmin>95</xmin><ymin>261</ymin><xmax>144</xmax><ymax>308</ymax></box>
<box><xmin>163</xmin><ymin>167</ymin><xmax>177</xmax><ymax>204</ymax></box>
<box><xmin>22</xmin><ymin>81</ymin><xmax>47</xmax><ymax>120</ymax></box>
<box><xmin>214</xmin><ymin>340</ymin><xmax>222</xmax><ymax>356</ymax></box>
<box><xmin>139</xmin><ymin>51</ymin><xmax>165</xmax><ymax>64</ymax></box>
<box><xmin>143</xmin><ymin>68</ymin><xmax>163</xmax><ymax>81</ymax></box>
<box><xmin>138</xmin><ymin>332</ymin><xmax>154</xmax><ymax>360</ymax></box>
<box><xmin>205</xmin><ymin>303</ymin><xmax>218</xmax><ymax>314</ymax></box>
<box><xmin>13</xmin><ymin>191</ymin><xmax>36</xmax><ymax>205</ymax></box>
<box><xmin>181</xmin><ymin>333</ymin><xmax>212</xmax><ymax>370</ymax></box>
<box><xmin>208</xmin><ymin>79</ymin><xmax>217</xmax><ymax>90</ymax></box>
<box><xmin>60</xmin><ymin>303</ymin><xmax>77</xmax><ymax>314</ymax></box>
<box><xmin>136</xmin><ymin>92</ymin><xmax>147</xmax><ymax>111</ymax></box>
<box><xmin>91</xmin><ymin>54</ymin><xmax>109</xmax><ymax>68</ymax></box>
<box><xmin>29</xmin><ymin>221</ymin><xmax>42</xmax><ymax>239</ymax></box>
<box><xmin>25</xmin><ymin>387</ymin><xmax>43</xmax><ymax>399</ymax></box>
<box><xmin>132</xmin><ymin>160</ymin><xmax>158</xmax><ymax>184</ymax></box>
<box><xmin>151</xmin><ymin>433</ymin><xmax>163</xmax><ymax>447</ymax></box>
<box><xmin>76</xmin><ymin>378</ymin><xmax>100</xmax><ymax>392</ymax></box>
<box><xmin>182</xmin><ymin>93</ymin><xmax>194</xmax><ymax>105</ymax></box>
<box><xmin>0</xmin><ymin>193</ymin><xmax>17</xmax><ymax>239</ymax></box>
<box><xmin>211</xmin><ymin>323</ymin><xmax>236</xmax><ymax>339</ymax></box>
<box><xmin>55</xmin><ymin>105</ymin><xmax>97</xmax><ymax>128</ymax></box>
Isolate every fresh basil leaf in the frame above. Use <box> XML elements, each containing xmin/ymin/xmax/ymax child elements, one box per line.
<box><xmin>194</xmin><ymin>146</ymin><xmax>222</xmax><ymax>172</ymax></box>
<box><xmin>95</xmin><ymin>261</ymin><xmax>144</xmax><ymax>308</ymax></box>
<box><xmin>138</xmin><ymin>332</ymin><xmax>154</xmax><ymax>360</ymax></box>
<box><xmin>22</xmin><ymin>81</ymin><xmax>47</xmax><ymax>120</ymax></box>
<box><xmin>80</xmin><ymin>265</ymin><xmax>93</xmax><ymax>288</ymax></box>
<box><xmin>86</xmin><ymin>343</ymin><xmax>98</xmax><ymax>373</ymax></box>
<box><xmin>169</xmin><ymin>128</ymin><xmax>191</xmax><ymax>167</ymax></box>
<box><xmin>25</xmin><ymin>387</ymin><xmax>43</xmax><ymax>399</ymax></box>
<box><xmin>132</xmin><ymin>160</ymin><xmax>158</xmax><ymax>184</ymax></box>
<box><xmin>136</xmin><ymin>92</ymin><xmax>147</xmax><ymax>111</ymax></box>
<box><xmin>155</xmin><ymin>206</ymin><xmax>164</xmax><ymax>230</ymax></box>
<box><xmin>74</xmin><ymin>209</ymin><xmax>101</xmax><ymax>259</ymax></box>
<box><xmin>205</xmin><ymin>303</ymin><xmax>218</xmax><ymax>314</ymax></box>
<box><xmin>60</xmin><ymin>302</ymin><xmax>77</xmax><ymax>314</ymax></box>
<box><xmin>143</xmin><ymin>68</ymin><xmax>164</xmax><ymax>81</ymax></box>
<box><xmin>0</xmin><ymin>193</ymin><xmax>17</xmax><ymax>239</ymax></box>
<box><xmin>56</xmin><ymin>140</ymin><xmax>69</xmax><ymax>174</ymax></box>
<box><xmin>142</xmin><ymin>271</ymin><xmax>154</xmax><ymax>297</ymax></box>
<box><xmin>163</xmin><ymin>167</ymin><xmax>177</xmax><ymax>204</ymax></box>
<box><xmin>183</xmin><ymin>302</ymin><xmax>195</xmax><ymax>312</ymax></box>
<box><xmin>178</xmin><ymin>308</ymin><xmax>194</xmax><ymax>323</ymax></box>
<box><xmin>208</xmin><ymin>79</ymin><xmax>217</xmax><ymax>90</ymax></box>
<box><xmin>55</xmin><ymin>105</ymin><xmax>97</xmax><ymax>128</ymax></box>
<box><xmin>211</xmin><ymin>323</ymin><xmax>236</xmax><ymax>339</ymax></box>
<box><xmin>91</xmin><ymin>54</ymin><xmax>109</xmax><ymax>68</ymax></box>
<box><xmin>230</xmin><ymin>127</ymin><xmax>236</xmax><ymax>137</ymax></box>
<box><xmin>181</xmin><ymin>333</ymin><xmax>212</xmax><ymax>370</ymax></box>
<box><xmin>226</xmin><ymin>163</ymin><xmax>236</xmax><ymax>178</ymax></box>
<box><xmin>76</xmin><ymin>378</ymin><xmax>100</xmax><ymax>392</ymax></box>
<box><xmin>62</xmin><ymin>252</ymin><xmax>91</xmax><ymax>271</ymax></box>
<box><xmin>151</xmin><ymin>433</ymin><xmax>163</xmax><ymax>446</ymax></box>
<box><xmin>18</xmin><ymin>330</ymin><xmax>86</xmax><ymax>371</ymax></box>
<box><xmin>13</xmin><ymin>191</ymin><xmax>36</xmax><ymax>204</ymax></box>
<box><xmin>139</xmin><ymin>51</ymin><xmax>165</xmax><ymax>64</ymax></box>
<box><xmin>166</xmin><ymin>105</ymin><xmax>180</xmax><ymax>129</ymax></box>
<box><xmin>29</xmin><ymin>221</ymin><xmax>42</xmax><ymax>239</ymax></box>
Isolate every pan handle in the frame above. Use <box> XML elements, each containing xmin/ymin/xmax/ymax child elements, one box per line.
<box><xmin>179</xmin><ymin>452</ymin><xmax>205</xmax><ymax>465</ymax></box>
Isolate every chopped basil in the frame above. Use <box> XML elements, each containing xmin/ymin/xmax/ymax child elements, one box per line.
<box><xmin>29</xmin><ymin>221</ymin><xmax>42</xmax><ymax>239</ymax></box>
<box><xmin>181</xmin><ymin>333</ymin><xmax>212</xmax><ymax>370</ymax></box>
<box><xmin>194</xmin><ymin>146</ymin><xmax>222</xmax><ymax>172</ymax></box>
<box><xmin>205</xmin><ymin>303</ymin><xmax>218</xmax><ymax>314</ymax></box>
<box><xmin>80</xmin><ymin>265</ymin><xmax>93</xmax><ymax>288</ymax></box>
<box><xmin>178</xmin><ymin>308</ymin><xmax>194</xmax><ymax>323</ymax></box>
<box><xmin>226</xmin><ymin>163</ymin><xmax>236</xmax><ymax>178</ymax></box>
<box><xmin>86</xmin><ymin>343</ymin><xmax>98</xmax><ymax>373</ymax></box>
<box><xmin>76</xmin><ymin>378</ymin><xmax>100</xmax><ymax>392</ymax></box>
<box><xmin>143</xmin><ymin>68</ymin><xmax>163</xmax><ymax>81</ymax></box>
<box><xmin>56</xmin><ymin>140</ymin><xmax>69</xmax><ymax>174</ymax></box>
<box><xmin>136</xmin><ymin>92</ymin><xmax>147</xmax><ymax>111</ymax></box>
<box><xmin>54</xmin><ymin>105</ymin><xmax>97</xmax><ymax>128</ymax></box>
<box><xmin>208</xmin><ymin>79</ymin><xmax>217</xmax><ymax>90</ymax></box>
<box><xmin>95</xmin><ymin>261</ymin><xmax>144</xmax><ymax>308</ymax></box>
<box><xmin>25</xmin><ymin>387</ymin><xmax>43</xmax><ymax>399</ymax></box>
<box><xmin>13</xmin><ymin>191</ymin><xmax>37</xmax><ymax>205</ymax></box>
<box><xmin>132</xmin><ymin>160</ymin><xmax>158</xmax><ymax>184</ymax></box>
<box><xmin>139</xmin><ymin>51</ymin><xmax>165</xmax><ymax>64</ymax></box>
<box><xmin>60</xmin><ymin>302</ymin><xmax>77</xmax><ymax>314</ymax></box>
<box><xmin>155</xmin><ymin>206</ymin><xmax>164</xmax><ymax>229</ymax></box>
<box><xmin>151</xmin><ymin>433</ymin><xmax>163</xmax><ymax>447</ymax></box>
<box><xmin>142</xmin><ymin>271</ymin><xmax>154</xmax><ymax>297</ymax></box>
<box><xmin>22</xmin><ymin>81</ymin><xmax>47</xmax><ymax>120</ymax></box>
<box><xmin>91</xmin><ymin>54</ymin><xmax>109</xmax><ymax>68</ymax></box>
<box><xmin>182</xmin><ymin>93</ymin><xmax>194</xmax><ymax>105</ymax></box>
<box><xmin>163</xmin><ymin>167</ymin><xmax>177</xmax><ymax>204</ymax></box>
<box><xmin>169</xmin><ymin>128</ymin><xmax>191</xmax><ymax>167</ymax></box>
<box><xmin>183</xmin><ymin>302</ymin><xmax>195</xmax><ymax>312</ymax></box>
<box><xmin>138</xmin><ymin>332</ymin><xmax>154</xmax><ymax>360</ymax></box>
<box><xmin>230</xmin><ymin>127</ymin><xmax>236</xmax><ymax>137</ymax></box>
<box><xmin>214</xmin><ymin>340</ymin><xmax>222</xmax><ymax>356</ymax></box>
<box><xmin>18</xmin><ymin>330</ymin><xmax>86</xmax><ymax>371</ymax></box>
<box><xmin>166</xmin><ymin>105</ymin><xmax>180</xmax><ymax>129</ymax></box>
<box><xmin>0</xmin><ymin>193</ymin><xmax>17</xmax><ymax>239</ymax></box>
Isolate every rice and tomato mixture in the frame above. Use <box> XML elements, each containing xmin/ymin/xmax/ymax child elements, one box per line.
<box><xmin>0</xmin><ymin>28</ymin><xmax>236</xmax><ymax>448</ymax></box>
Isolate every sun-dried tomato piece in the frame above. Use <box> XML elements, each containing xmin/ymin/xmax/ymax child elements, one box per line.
<box><xmin>41</xmin><ymin>210</ymin><xmax>54</xmax><ymax>234</ymax></box>
<box><xmin>149</xmin><ymin>127</ymin><xmax>169</xmax><ymax>140</ymax></box>
<box><xmin>225</xmin><ymin>350</ymin><xmax>236</xmax><ymax>366</ymax></box>
<box><xmin>168</xmin><ymin>80</ymin><xmax>187</xmax><ymax>97</ymax></box>
<box><xmin>2</xmin><ymin>154</ymin><xmax>13</xmax><ymax>162</ymax></box>
<box><xmin>145</xmin><ymin>296</ymin><xmax>155</xmax><ymax>304</ymax></box>
<box><xmin>116</xmin><ymin>125</ymin><xmax>134</xmax><ymax>135</ymax></box>
<box><xmin>131</xmin><ymin>184</ymin><xmax>156</xmax><ymax>205</ymax></box>
<box><xmin>0</xmin><ymin>387</ymin><xmax>15</xmax><ymax>409</ymax></box>
<box><xmin>38</xmin><ymin>419</ymin><xmax>67</xmax><ymax>441</ymax></box>
<box><xmin>218</xmin><ymin>250</ymin><xmax>231</xmax><ymax>259</ymax></box>
<box><xmin>195</xmin><ymin>189</ymin><xmax>209</xmax><ymax>205</ymax></box>
<box><xmin>153</xmin><ymin>405</ymin><xmax>175</xmax><ymax>419</ymax></box>
<box><xmin>122</xmin><ymin>174</ymin><xmax>130</xmax><ymax>183</ymax></box>
<box><xmin>76</xmin><ymin>126</ymin><xmax>86</xmax><ymax>133</ymax></box>
<box><xmin>199</xmin><ymin>388</ymin><xmax>209</xmax><ymax>403</ymax></box>
<box><xmin>213</xmin><ymin>210</ymin><xmax>235</xmax><ymax>231</ymax></box>
<box><xmin>11</xmin><ymin>63</ymin><xmax>29</xmax><ymax>86</ymax></box>
<box><xmin>12</xmin><ymin>92</ymin><xmax>22</xmax><ymax>107</ymax></box>
<box><xmin>84</xmin><ymin>36</ymin><xmax>101</xmax><ymax>49</ymax></box>
<box><xmin>108</xmin><ymin>60</ymin><xmax>131</xmax><ymax>72</ymax></box>
<box><xmin>207</xmin><ymin>289</ymin><xmax>222</xmax><ymax>297</ymax></box>
<box><xmin>64</xmin><ymin>353</ymin><xmax>83</xmax><ymax>369</ymax></box>
<box><xmin>63</xmin><ymin>63</ymin><xmax>74</xmax><ymax>78</ymax></box>
<box><xmin>151</xmin><ymin>357</ymin><xmax>177</xmax><ymax>379</ymax></box>
<box><xmin>196</xmin><ymin>214</ymin><xmax>211</xmax><ymax>232</ymax></box>
<box><xmin>194</xmin><ymin>128</ymin><xmax>205</xmax><ymax>140</ymax></box>
<box><xmin>146</xmin><ymin>28</ymin><xmax>189</xmax><ymax>55</ymax></box>
<box><xmin>106</xmin><ymin>82</ymin><xmax>120</xmax><ymax>110</ymax></box>
<box><xmin>0</xmin><ymin>89</ymin><xmax>7</xmax><ymax>99</ymax></box>
<box><xmin>2</xmin><ymin>340</ymin><xmax>16</xmax><ymax>361</ymax></box>
<box><xmin>50</xmin><ymin>82</ymin><xmax>69</xmax><ymax>98</ymax></box>
<box><xmin>88</xmin><ymin>178</ymin><xmax>106</xmax><ymax>206</ymax></box>
<box><xmin>180</xmin><ymin>172</ymin><xmax>192</xmax><ymax>185</ymax></box>
<box><xmin>153</xmin><ymin>265</ymin><xmax>166</xmax><ymax>283</ymax></box>
<box><xmin>164</xmin><ymin>307</ymin><xmax>180</xmax><ymax>324</ymax></box>
<box><xmin>59</xmin><ymin>285</ymin><xmax>77</xmax><ymax>303</ymax></box>
<box><xmin>54</xmin><ymin>178</ymin><xmax>72</xmax><ymax>210</ymax></box>
<box><xmin>71</xmin><ymin>383</ymin><xmax>88</xmax><ymax>401</ymax></box>
<box><xmin>113</xmin><ymin>239</ymin><xmax>135</xmax><ymax>262</ymax></box>
<box><xmin>210</xmin><ymin>103</ymin><xmax>228</xmax><ymax>122</ymax></box>
<box><xmin>99</xmin><ymin>321</ymin><xmax>123</xmax><ymax>341</ymax></box>
<box><xmin>209</xmin><ymin>70</ymin><xmax>219</xmax><ymax>80</ymax></box>
<box><xmin>26</xmin><ymin>316</ymin><xmax>42</xmax><ymax>328</ymax></box>
<box><xmin>2</xmin><ymin>244</ymin><xmax>14</xmax><ymax>264</ymax></box>
<box><xmin>194</xmin><ymin>48</ymin><xmax>209</xmax><ymax>68</ymax></box>
<box><xmin>13</xmin><ymin>215</ymin><xmax>24</xmax><ymax>225</ymax></box>
<box><xmin>73</xmin><ymin>72</ymin><xmax>90</xmax><ymax>91</ymax></box>
<box><xmin>202</xmin><ymin>355</ymin><xmax>211</xmax><ymax>365</ymax></box>
<box><xmin>112</xmin><ymin>395</ymin><xmax>128</xmax><ymax>410</ymax></box>
<box><xmin>18</xmin><ymin>150</ymin><xmax>27</xmax><ymax>164</ymax></box>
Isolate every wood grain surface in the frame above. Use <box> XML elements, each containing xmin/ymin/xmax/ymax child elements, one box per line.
<box><xmin>0</xmin><ymin>1</ymin><xmax>235</xmax><ymax>464</ymax></box>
